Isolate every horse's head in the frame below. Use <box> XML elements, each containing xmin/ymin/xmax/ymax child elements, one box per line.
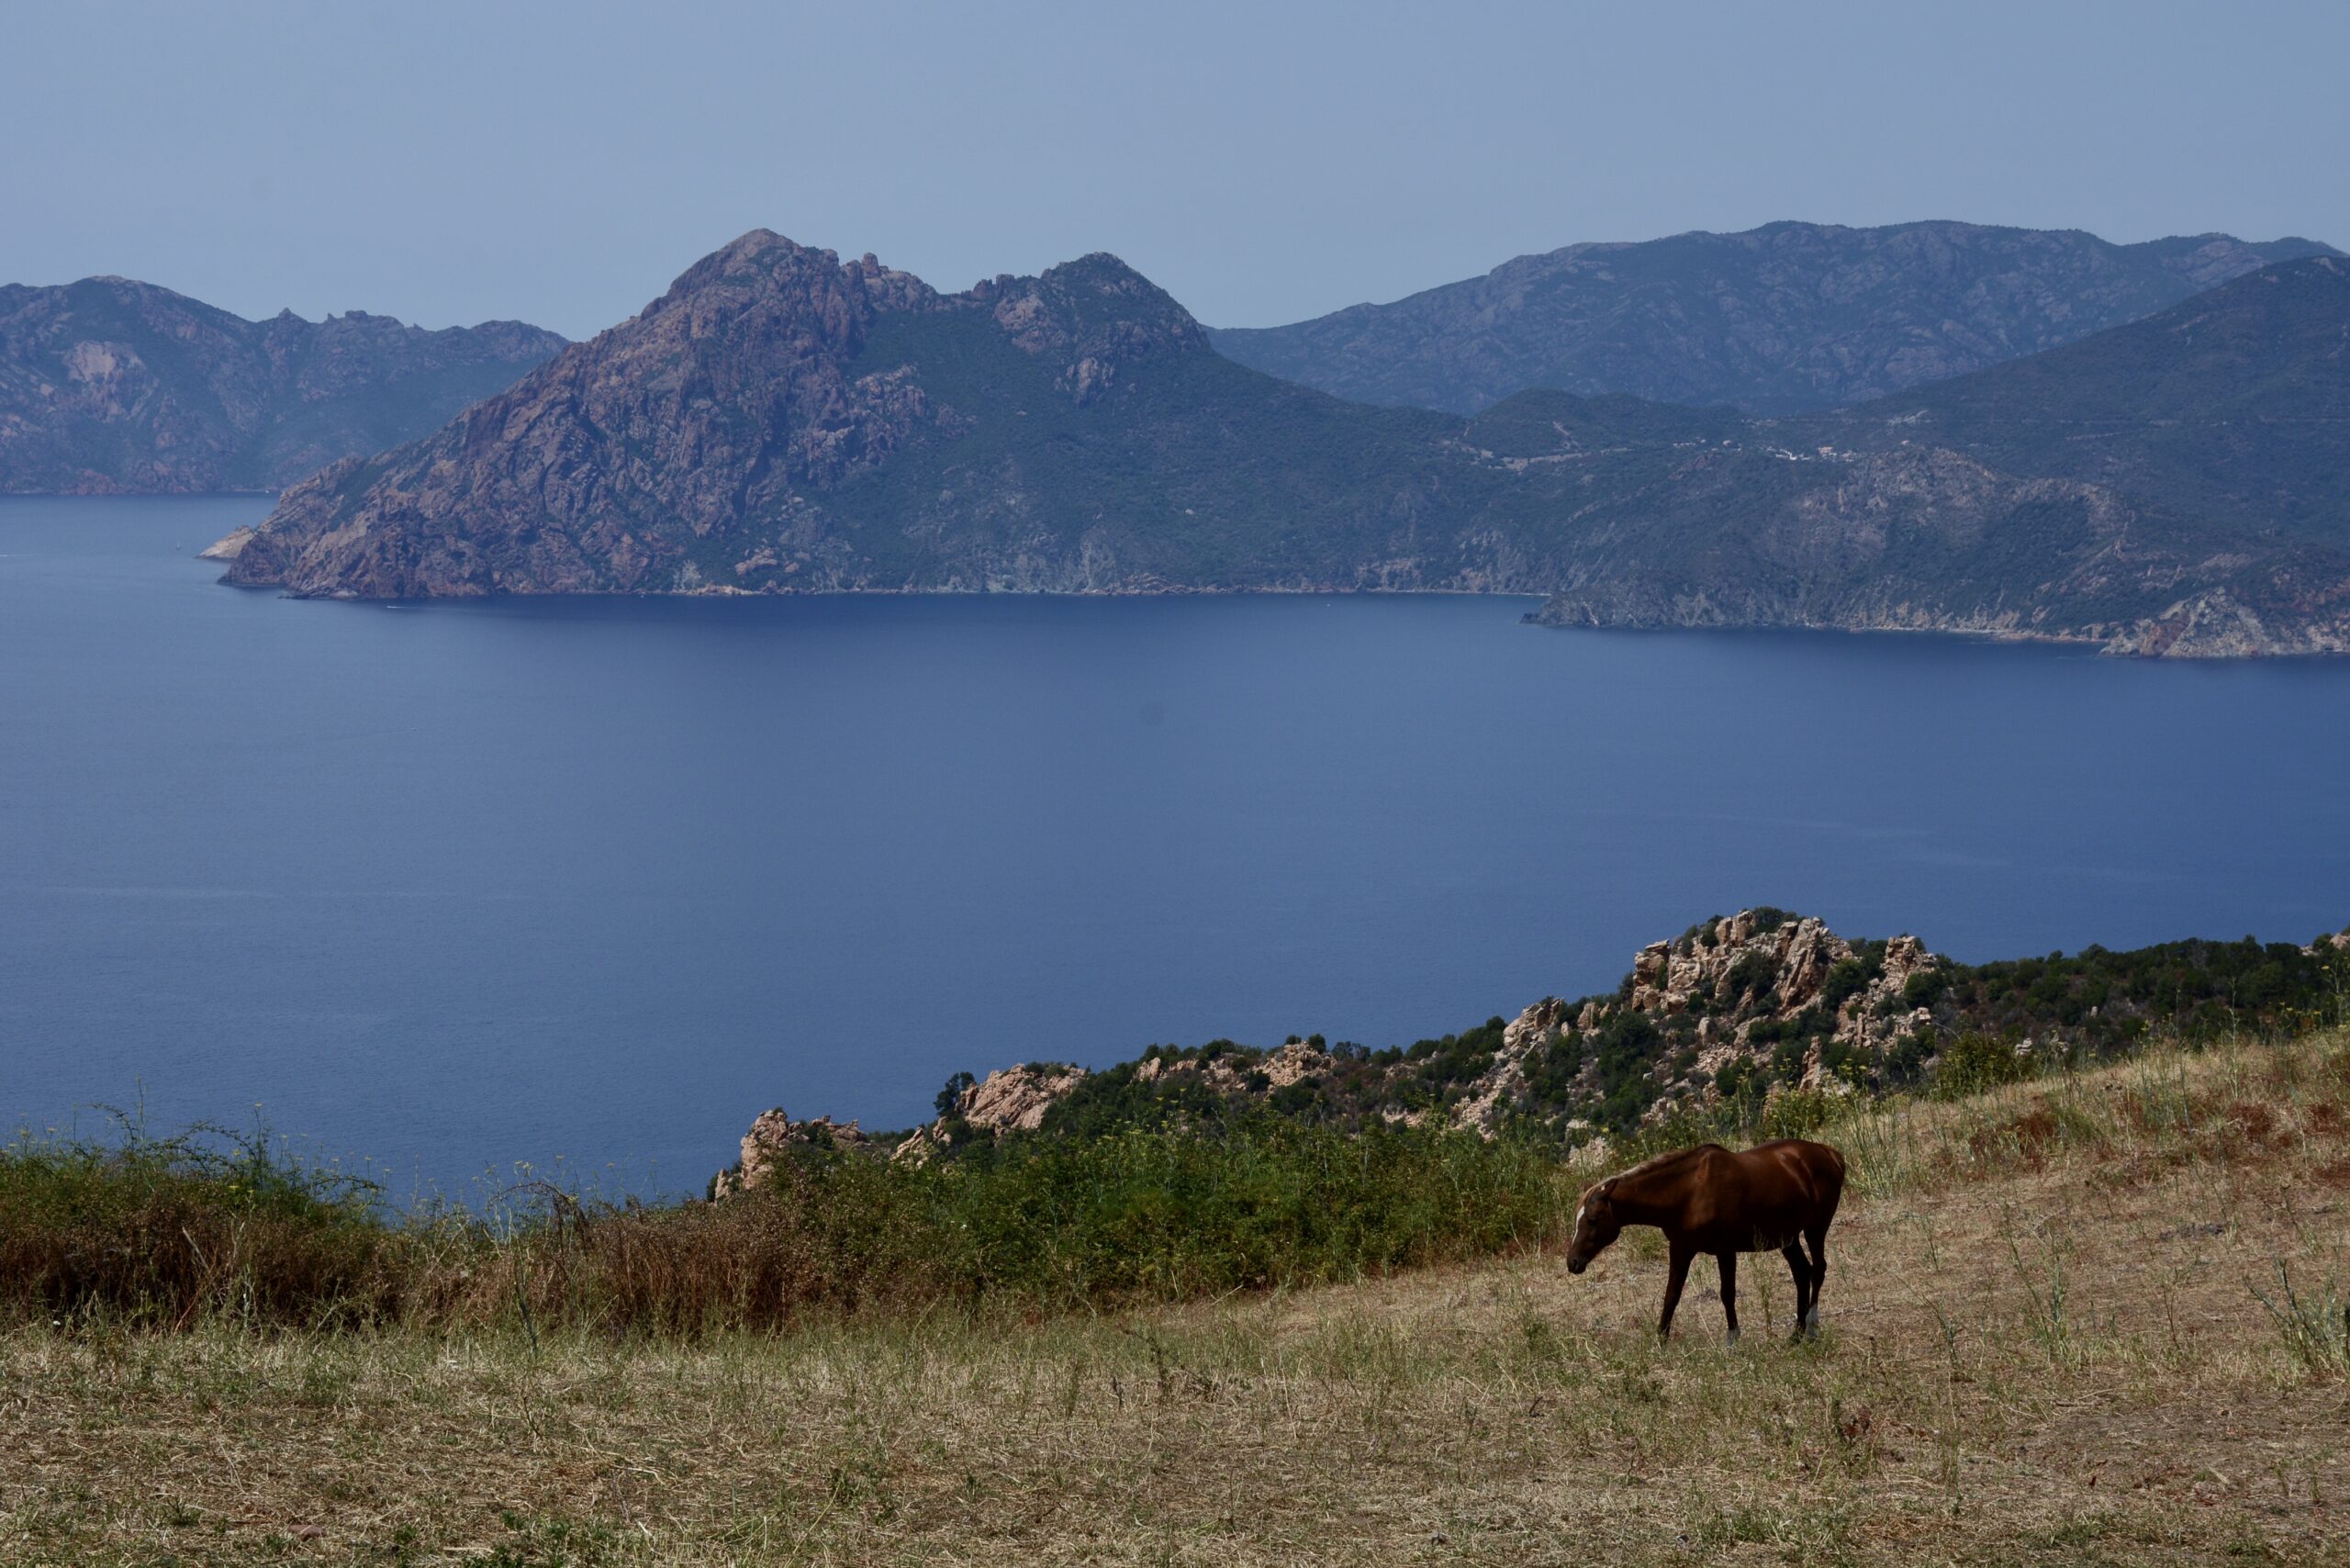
<box><xmin>1566</xmin><ymin>1179</ymin><xmax>1621</xmax><ymax>1274</ymax></box>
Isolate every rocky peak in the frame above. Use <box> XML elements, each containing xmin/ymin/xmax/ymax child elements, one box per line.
<box><xmin>637</xmin><ymin>230</ymin><xmax>943</xmax><ymax>361</ymax></box>
<box><xmin>225</xmin><ymin>231</ymin><xmax>978</xmax><ymax>592</ymax></box>
<box><xmin>982</xmin><ymin>252</ymin><xmax>1207</xmax><ymax>404</ymax></box>
<box><xmin>219</xmin><ymin>230</ymin><xmax>1255</xmax><ymax>595</ymax></box>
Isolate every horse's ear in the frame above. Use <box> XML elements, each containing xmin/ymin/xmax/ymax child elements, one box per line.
<box><xmin>1595</xmin><ymin>1178</ymin><xmax>1617</xmax><ymax>1200</ymax></box>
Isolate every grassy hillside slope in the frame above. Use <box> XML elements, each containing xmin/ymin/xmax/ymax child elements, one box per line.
<box><xmin>6</xmin><ymin>1031</ymin><xmax>2348</xmax><ymax>1564</ymax></box>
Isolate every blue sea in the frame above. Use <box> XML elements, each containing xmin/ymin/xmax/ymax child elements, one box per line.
<box><xmin>6</xmin><ymin>496</ymin><xmax>2348</xmax><ymax>1197</ymax></box>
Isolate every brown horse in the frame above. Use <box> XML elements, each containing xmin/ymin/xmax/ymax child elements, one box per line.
<box><xmin>1566</xmin><ymin>1138</ymin><xmax>1845</xmax><ymax>1343</ymax></box>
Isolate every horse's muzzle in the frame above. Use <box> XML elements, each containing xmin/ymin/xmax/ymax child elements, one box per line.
<box><xmin>1567</xmin><ymin>1258</ymin><xmax>1587</xmax><ymax>1275</ymax></box>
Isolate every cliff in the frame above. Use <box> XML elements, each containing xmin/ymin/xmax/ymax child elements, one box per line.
<box><xmin>0</xmin><ymin>276</ymin><xmax>565</xmax><ymax>493</ymax></box>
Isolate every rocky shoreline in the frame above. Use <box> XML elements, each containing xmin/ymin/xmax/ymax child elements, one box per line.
<box><xmin>1521</xmin><ymin>590</ymin><xmax>2350</xmax><ymax>660</ymax></box>
<box><xmin>206</xmin><ymin>551</ymin><xmax>2349</xmax><ymax>659</ymax></box>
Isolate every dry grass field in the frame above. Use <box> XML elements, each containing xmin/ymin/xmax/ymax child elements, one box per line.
<box><xmin>6</xmin><ymin>1035</ymin><xmax>2348</xmax><ymax>1566</ymax></box>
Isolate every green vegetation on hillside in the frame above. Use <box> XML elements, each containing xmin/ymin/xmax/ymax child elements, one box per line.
<box><xmin>961</xmin><ymin>926</ymin><xmax>2350</xmax><ymax>1148</ymax></box>
<box><xmin>1818</xmin><ymin>254</ymin><xmax>2350</xmax><ymax>543</ymax></box>
<box><xmin>752</xmin><ymin>304</ymin><xmax>1492</xmax><ymax>593</ymax></box>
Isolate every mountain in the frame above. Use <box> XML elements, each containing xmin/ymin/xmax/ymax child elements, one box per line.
<box><xmin>221</xmin><ymin>233</ymin><xmax>2350</xmax><ymax>658</ymax></box>
<box><xmin>1209</xmin><ymin>221</ymin><xmax>2337</xmax><ymax>416</ymax></box>
<box><xmin>0</xmin><ymin>277</ymin><xmax>566</xmax><ymax>493</ymax></box>
<box><xmin>1527</xmin><ymin>256</ymin><xmax>2350</xmax><ymax>655</ymax></box>
<box><xmin>221</xmin><ymin>232</ymin><xmax>1553</xmax><ymax>598</ymax></box>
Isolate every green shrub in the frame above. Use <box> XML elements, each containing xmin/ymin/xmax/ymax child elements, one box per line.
<box><xmin>1933</xmin><ymin>1032</ymin><xmax>2039</xmax><ymax>1098</ymax></box>
<box><xmin>921</xmin><ymin>1117</ymin><xmax>1561</xmax><ymax>1306</ymax></box>
<box><xmin>0</xmin><ymin>1121</ymin><xmax>406</xmax><ymax>1328</ymax></box>
<box><xmin>1761</xmin><ymin>1089</ymin><xmax>1843</xmax><ymax>1140</ymax></box>
<box><xmin>1884</xmin><ymin>1027</ymin><xmax>1936</xmax><ymax>1086</ymax></box>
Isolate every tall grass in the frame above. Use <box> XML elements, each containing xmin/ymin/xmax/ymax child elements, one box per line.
<box><xmin>0</xmin><ymin>1119</ymin><xmax>408</xmax><ymax>1329</ymax></box>
<box><xmin>2250</xmin><ymin>1262</ymin><xmax>2350</xmax><ymax>1380</ymax></box>
<box><xmin>0</xmin><ymin>1114</ymin><xmax>1566</xmax><ymax>1335</ymax></box>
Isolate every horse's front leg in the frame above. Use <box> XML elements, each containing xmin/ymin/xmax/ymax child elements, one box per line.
<box><xmin>1657</xmin><ymin>1242</ymin><xmax>1694</xmax><ymax>1340</ymax></box>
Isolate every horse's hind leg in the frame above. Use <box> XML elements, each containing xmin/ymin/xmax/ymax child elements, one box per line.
<box><xmin>1802</xmin><ymin>1226</ymin><xmax>1829</xmax><ymax>1338</ymax></box>
<box><xmin>1781</xmin><ymin>1243</ymin><xmax>1812</xmax><ymax>1338</ymax></box>
<box><xmin>1717</xmin><ymin>1251</ymin><xmax>1740</xmax><ymax>1347</ymax></box>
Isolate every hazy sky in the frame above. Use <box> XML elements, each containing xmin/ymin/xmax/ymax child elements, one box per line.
<box><xmin>6</xmin><ymin>0</ymin><xmax>2344</xmax><ymax>338</ymax></box>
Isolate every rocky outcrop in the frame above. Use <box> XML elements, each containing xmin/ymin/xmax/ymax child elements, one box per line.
<box><xmin>0</xmin><ymin>276</ymin><xmax>564</xmax><ymax>493</ymax></box>
<box><xmin>1133</xmin><ymin>1040</ymin><xmax>1330</xmax><ymax>1094</ymax></box>
<box><xmin>710</xmin><ymin>1107</ymin><xmax>871</xmax><ymax>1197</ymax></box>
<box><xmin>1621</xmin><ymin>913</ymin><xmax>1935</xmax><ymax>1031</ymax></box>
<box><xmin>1423</xmin><ymin>914</ymin><xmax>1942</xmax><ymax>1137</ymax></box>
<box><xmin>881</xmin><ymin>1061</ymin><xmax>1093</xmax><ymax>1168</ymax></box>
<box><xmin>196</xmin><ymin>526</ymin><xmax>253</xmax><ymax>561</ymax></box>
<box><xmin>1622</xmin><ymin>915</ymin><xmax>1937</xmax><ymax>1090</ymax></box>
<box><xmin>958</xmin><ymin>1062</ymin><xmax>1091</xmax><ymax>1133</ymax></box>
